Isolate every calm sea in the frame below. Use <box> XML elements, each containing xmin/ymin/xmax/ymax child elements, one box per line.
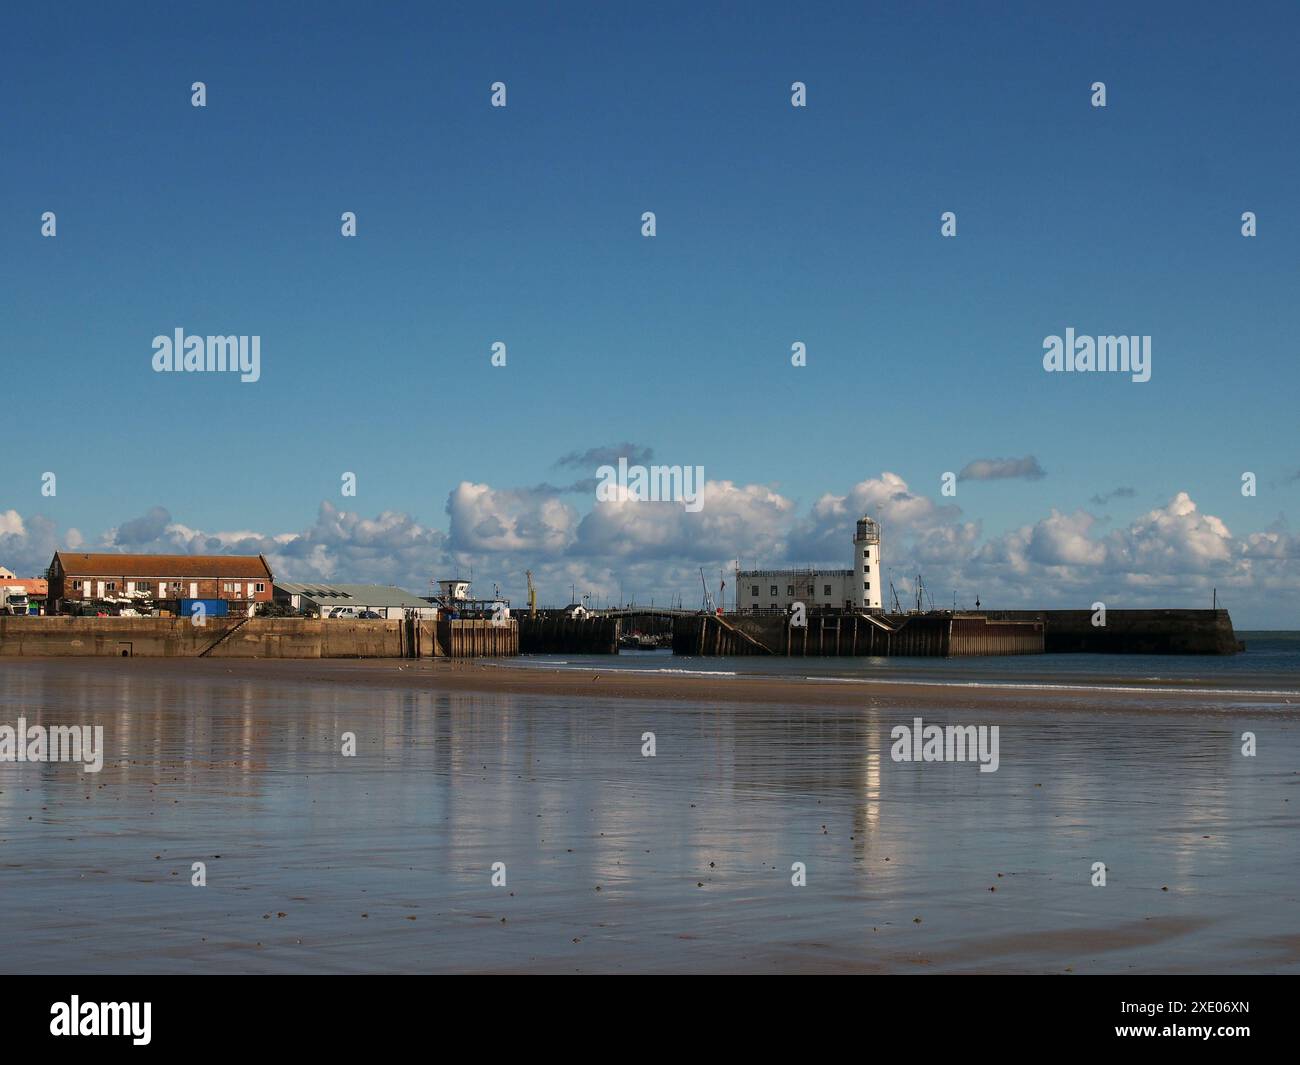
<box><xmin>2</xmin><ymin>655</ymin><xmax>1297</xmax><ymax>973</ymax></box>
<box><xmin>511</xmin><ymin>631</ymin><xmax>1300</xmax><ymax>696</ymax></box>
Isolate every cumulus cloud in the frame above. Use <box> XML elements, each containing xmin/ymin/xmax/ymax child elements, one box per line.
<box><xmin>958</xmin><ymin>456</ymin><xmax>1046</xmax><ymax>482</ymax></box>
<box><xmin>1</xmin><ymin>476</ymin><xmax>1295</xmax><ymax>623</ymax></box>
<box><xmin>575</xmin><ymin>479</ymin><xmax>793</xmax><ymax>562</ymax></box>
<box><xmin>787</xmin><ymin>471</ymin><xmax>967</xmax><ymax>564</ymax></box>
<box><xmin>446</xmin><ymin>482</ymin><xmax>579</xmax><ymax>554</ymax></box>
<box><xmin>110</xmin><ymin>505</ymin><xmax>172</xmax><ymax>546</ymax></box>
<box><xmin>1113</xmin><ymin>492</ymin><xmax>1233</xmax><ymax>571</ymax></box>
<box><xmin>0</xmin><ymin>510</ymin><xmax>60</xmax><ymax>577</ymax></box>
<box><xmin>958</xmin><ymin>492</ymin><xmax>1257</xmax><ymax>610</ymax></box>
<box><xmin>1027</xmin><ymin>510</ymin><xmax>1109</xmax><ymax>567</ymax></box>
<box><xmin>0</xmin><ymin>510</ymin><xmax>25</xmax><ymax>537</ymax></box>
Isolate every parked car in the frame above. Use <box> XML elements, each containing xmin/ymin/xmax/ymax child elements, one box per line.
<box><xmin>358</xmin><ymin>610</ymin><xmax>383</xmax><ymax>619</ymax></box>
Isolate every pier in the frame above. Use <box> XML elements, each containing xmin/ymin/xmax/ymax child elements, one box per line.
<box><xmin>517</xmin><ymin>615</ymin><xmax>620</xmax><ymax>654</ymax></box>
<box><xmin>0</xmin><ymin>608</ymin><xmax>1241</xmax><ymax>659</ymax></box>
<box><xmin>981</xmin><ymin>609</ymin><xmax>1241</xmax><ymax>655</ymax></box>
<box><xmin>672</xmin><ymin>612</ymin><xmax>1045</xmax><ymax>657</ymax></box>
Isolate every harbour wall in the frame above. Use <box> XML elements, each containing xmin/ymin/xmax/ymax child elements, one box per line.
<box><xmin>673</xmin><ymin>613</ymin><xmax>1044</xmax><ymax>657</ymax></box>
<box><xmin>0</xmin><ymin>617</ymin><xmax>519</xmax><ymax>658</ymax></box>
<box><xmin>673</xmin><ymin>609</ymin><xmax>1239</xmax><ymax>657</ymax></box>
<box><xmin>518</xmin><ymin>616</ymin><xmax>620</xmax><ymax>654</ymax></box>
<box><xmin>981</xmin><ymin>609</ymin><xmax>1239</xmax><ymax>655</ymax></box>
<box><xmin>0</xmin><ymin>610</ymin><xmax>1238</xmax><ymax>658</ymax></box>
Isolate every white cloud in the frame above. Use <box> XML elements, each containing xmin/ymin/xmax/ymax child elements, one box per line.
<box><xmin>446</xmin><ymin>482</ymin><xmax>579</xmax><ymax>554</ymax></box>
<box><xmin>0</xmin><ymin>510</ymin><xmax>26</xmax><ymax>537</ymax></box>
<box><xmin>575</xmin><ymin>479</ymin><xmax>793</xmax><ymax>561</ymax></box>
<box><xmin>1026</xmin><ymin>509</ymin><xmax>1108</xmax><ymax>567</ymax></box>
<box><xmin>1</xmin><ymin>480</ymin><xmax>1294</xmax><ymax>624</ymax></box>
<box><xmin>787</xmin><ymin>471</ymin><xmax>967</xmax><ymax>563</ymax></box>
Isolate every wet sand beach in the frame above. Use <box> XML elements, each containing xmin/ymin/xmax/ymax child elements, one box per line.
<box><xmin>2</xmin><ymin>656</ymin><xmax>1297</xmax><ymax>973</ymax></box>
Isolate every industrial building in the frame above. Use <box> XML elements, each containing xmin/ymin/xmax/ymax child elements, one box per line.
<box><xmin>274</xmin><ymin>582</ymin><xmax>439</xmax><ymax>620</ymax></box>
<box><xmin>46</xmin><ymin>552</ymin><xmax>274</xmax><ymax>616</ymax></box>
<box><xmin>736</xmin><ymin>516</ymin><xmax>883</xmax><ymax>613</ymax></box>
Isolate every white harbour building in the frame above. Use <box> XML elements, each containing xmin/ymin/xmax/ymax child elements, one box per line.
<box><xmin>736</xmin><ymin>516</ymin><xmax>882</xmax><ymax>614</ymax></box>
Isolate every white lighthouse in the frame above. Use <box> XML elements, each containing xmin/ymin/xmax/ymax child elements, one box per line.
<box><xmin>734</xmin><ymin>515</ymin><xmax>884</xmax><ymax>614</ymax></box>
<box><xmin>853</xmin><ymin>516</ymin><xmax>882</xmax><ymax>612</ymax></box>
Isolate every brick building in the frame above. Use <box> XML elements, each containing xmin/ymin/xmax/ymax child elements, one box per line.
<box><xmin>47</xmin><ymin>552</ymin><xmax>274</xmax><ymax>616</ymax></box>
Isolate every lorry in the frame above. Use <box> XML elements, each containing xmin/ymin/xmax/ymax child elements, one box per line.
<box><xmin>2</xmin><ymin>586</ymin><xmax>30</xmax><ymax>615</ymax></box>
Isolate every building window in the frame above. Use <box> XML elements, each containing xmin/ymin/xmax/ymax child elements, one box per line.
<box><xmin>770</xmin><ymin>586</ymin><xmax>778</xmax><ymax>596</ymax></box>
<box><xmin>786</xmin><ymin>585</ymin><xmax>793</xmax><ymax>596</ymax></box>
<box><xmin>170</xmin><ymin>582</ymin><xmax>182</xmax><ymax>592</ymax></box>
<box><xmin>105</xmin><ymin>582</ymin><xmax>116</xmax><ymax>592</ymax></box>
<box><xmin>72</xmin><ymin>580</ymin><xmax>82</xmax><ymax>590</ymax></box>
<box><xmin>751</xmin><ymin>585</ymin><xmax>759</xmax><ymax>597</ymax></box>
<box><xmin>863</xmin><ymin>549</ymin><xmax>869</xmax><ymax>559</ymax></box>
<box><xmin>223</xmin><ymin>582</ymin><xmax>241</xmax><ymax>593</ymax></box>
<box><xmin>824</xmin><ymin>584</ymin><xmax>831</xmax><ymax>595</ymax></box>
<box><xmin>864</xmin><ymin>581</ymin><xmax>870</xmax><ymax>590</ymax></box>
<box><xmin>255</xmin><ymin>582</ymin><xmax>265</xmax><ymax>592</ymax></box>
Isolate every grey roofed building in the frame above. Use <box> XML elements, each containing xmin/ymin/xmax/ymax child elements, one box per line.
<box><xmin>274</xmin><ymin>582</ymin><xmax>439</xmax><ymax>619</ymax></box>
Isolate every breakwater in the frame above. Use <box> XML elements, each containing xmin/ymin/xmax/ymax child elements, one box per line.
<box><xmin>673</xmin><ymin>608</ymin><xmax>1240</xmax><ymax>657</ymax></box>
<box><xmin>0</xmin><ymin>609</ymin><xmax>1240</xmax><ymax>659</ymax></box>
<box><xmin>0</xmin><ymin>616</ymin><xmax>518</xmax><ymax>658</ymax></box>
<box><xmin>982</xmin><ymin>609</ymin><xmax>1239</xmax><ymax>654</ymax></box>
<box><xmin>673</xmin><ymin>613</ymin><xmax>1044</xmax><ymax>657</ymax></box>
<box><xmin>518</xmin><ymin>616</ymin><xmax>620</xmax><ymax>654</ymax></box>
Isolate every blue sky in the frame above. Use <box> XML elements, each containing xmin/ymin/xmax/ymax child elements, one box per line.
<box><xmin>1</xmin><ymin>1</ymin><xmax>1297</xmax><ymax>625</ymax></box>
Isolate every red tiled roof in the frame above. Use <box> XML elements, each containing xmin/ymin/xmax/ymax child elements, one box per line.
<box><xmin>3</xmin><ymin>578</ymin><xmax>48</xmax><ymax>594</ymax></box>
<box><xmin>53</xmin><ymin>552</ymin><xmax>273</xmax><ymax>580</ymax></box>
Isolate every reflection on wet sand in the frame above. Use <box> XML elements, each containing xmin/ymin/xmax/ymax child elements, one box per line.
<box><xmin>1</xmin><ymin>658</ymin><xmax>1296</xmax><ymax>973</ymax></box>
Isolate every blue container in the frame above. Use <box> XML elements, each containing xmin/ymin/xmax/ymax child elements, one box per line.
<box><xmin>180</xmin><ymin>598</ymin><xmax>229</xmax><ymax>618</ymax></box>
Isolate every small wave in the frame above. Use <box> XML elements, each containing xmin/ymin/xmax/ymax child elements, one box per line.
<box><xmin>503</xmin><ymin>658</ymin><xmax>1299</xmax><ymax>699</ymax></box>
<box><xmin>800</xmin><ymin>675</ymin><xmax>1298</xmax><ymax>698</ymax></box>
<box><xmin>611</xmin><ymin>667</ymin><xmax>739</xmax><ymax>677</ymax></box>
<box><xmin>529</xmin><ymin>663</ymin><xmax>740</xmax><ymax>677</ymax></box>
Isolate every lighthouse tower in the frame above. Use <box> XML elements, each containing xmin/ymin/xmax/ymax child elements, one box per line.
<box><xmin>853</xmin><ymin>516</ymin><xmax>882</xmax><ymax>612</ymax></box>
